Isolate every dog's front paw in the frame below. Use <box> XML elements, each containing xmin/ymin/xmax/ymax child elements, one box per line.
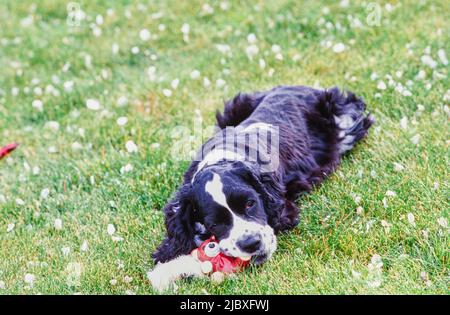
<box><xmin>147</xmin><ymin>254</ymin><xmax>204</xmax><ymax>292</ymax></box>
<box><xmin>147</xmin><ymin>267</ymin><xmax>175</xmax><ymax>293</ymax></box>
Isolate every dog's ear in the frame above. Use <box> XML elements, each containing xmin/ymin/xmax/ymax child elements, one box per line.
<box><xmin>233</xmin><ymin>162</ymin><xmax>299</xmax><ymax>233</ymax></box>
<box><xmin>152</xmin><ymin>184</ymin><xmax>198</xmax><ymax>263</ymax></box>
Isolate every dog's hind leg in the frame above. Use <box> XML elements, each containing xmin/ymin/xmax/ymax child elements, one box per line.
<box><xmin>307</xmin><ymin>87</ymin><xmax>374</xmax><ymax>169</ymax></box>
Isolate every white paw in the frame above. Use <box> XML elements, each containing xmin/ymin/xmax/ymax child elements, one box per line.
<box><xmin>147</xmin><ymin>268</ymin><xmax>173</xmax><ymax>293</ymax></box>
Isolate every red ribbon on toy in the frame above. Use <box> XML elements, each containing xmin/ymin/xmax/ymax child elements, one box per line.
<box><xmin>0</xmin><ymin>143</ymin><xmax>18</xmax><ymax>160</ymax></box>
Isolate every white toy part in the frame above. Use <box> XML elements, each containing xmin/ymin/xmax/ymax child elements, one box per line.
<box><xmin>204</xmin><ymin>241</ymin><xmax>220</xmax><ymax>257</ymax></box>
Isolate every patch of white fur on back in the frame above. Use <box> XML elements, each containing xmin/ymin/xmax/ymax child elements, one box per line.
<box><xmin>205</xmin><ymin>173</ymin><xmax>276</xmax><ymax>259</ymax></box>
<box><xmin>192</xmin><ymin>150</ymin><xmax>245</xmax><ymax>183</ymax></box>
<box><xmin>243</xmin><ymin>122</ymin><xmax>275</xmax><ymax>133</ymax></box>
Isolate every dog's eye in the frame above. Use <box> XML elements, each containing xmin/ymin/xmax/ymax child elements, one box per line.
<box><xmin>245</xmin><ymin>200</ymin><xmax>255</xmax><ymax>209</ymax></box>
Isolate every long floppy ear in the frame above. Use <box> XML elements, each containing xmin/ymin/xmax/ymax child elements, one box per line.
<box><xmin>152</xmin><ymin>184</ymin><xmax>198</xmax><ymax>263</ymax></box>
<box><xmin>233</xmin><ymin>162</ymin><xmax>299</xmax><ymax>233</ymax></box>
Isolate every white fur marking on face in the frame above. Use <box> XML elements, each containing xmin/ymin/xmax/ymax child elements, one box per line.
<box><xmin>204</xmin><ymin>173</ymin><xmax>276</xmax><ymax>258</ymax></box>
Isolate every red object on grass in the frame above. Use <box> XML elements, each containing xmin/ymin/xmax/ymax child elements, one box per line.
<box><xmin>0</xmin><ymin>143</ymin><xmax>18</xmax><ymax>159</ymax></box>
<box><xmin>192</xmin><ymin>236</ymin><xmax>250</xmax><ymax>274</ymax></box>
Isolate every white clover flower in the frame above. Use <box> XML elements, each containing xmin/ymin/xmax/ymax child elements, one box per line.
<box><xmin>131</xmin><ymin>46</ymin><xmax>139</xmax><ymax>54</ymax></box>
<box><xmin>117</xmin><ymin>117</ymin><xmax>128</xmax><ymax>126</ymax></box>
<box><xmin>385</xmin><ymin>190</ymin><xmax>396</xmax><ymax>197</ymax></box>
<box><xmin>54</xmin><ymin>218</ymin><xmax>63</xmax><ymax>230</ymax></box>
<box><xmin>410</xmin><ymin>134</ymin><xmax>420</xmax><ymax>145</ymax></box>
<box><xmin>216</xmin><ymin>78</ymin><xmax>226</xmax><ymax>88</ymax></box>
<box><xmin>162</xmin><ymin>88</ymin><xmax>172</xmax><ymax>97</ymax></box>
<box><xmin>62</xmin><ymin>246</ymin><xmax>71</xmax><ymax>256</ymax></box>
<box><xmin>32</xmin><ymin>99</ymin><xmax>43</xmax><ymax>111</ymax></box>
<box><xmin>7</xmin><ymin>223</ymin><xmax>15</xmax><ymax>233</ymax></box>
<box><xmin>63</xmin><ymin>81</ymin><xmax>74</xmax><ymax>92</ymax></box>
<box><xmin>415</xmin><ymin>70</ymin><xmax>426</xmax><ymax>80</ymax></box>
<box><xmin>45</xmin><ymin>121</ymin><xmax>60</xmax><ymax>131</ymax></box>
<box><xmin>107</xmin><ymin>224</ymin><xmax>116</xmax><ymax>236</ymax></box>
<box><xmin>80</xmin><ymin>240</ymin><xmax>88</xmax><ymax>252</ymax></box>
<box><xmin>421</xmin><ymin>55</ymin><xmax>437</xmax><ymax>68</ymax></box>
<box><xmin>139</xmin><ymin>29</ymin><xmax>151</xmax><ymax>41</ymax></box>
<box><xmin>171</xmin><ymin>78</ymin><xmax>180</xmax><ymax>89</ymax></box>
<box><xmin>246</xmin><ymin>45</ymin><xmax>259</xmax><ymax>58</ymax></box>
<box><xmin>32</xmin><ymin>166</ymin><xmax>41</xmax><ymax>175</ymax></box>
<box><xmin>399</xmin><ymin>116</ymin><xmax>408</xmax><ymax>129</ymax></box>
<box><xmin>259</xmin><ymin>58</ymin><xmax>266</xmax><ymax>69</ymax></box>
<box><xmin>393</xmin><ymin>163</ymin><xmax>405</xmax><ymax>172</ymax></box>
<box><xmin>181</xmin><ymin>23</ymin><xmax>190</xmax><ymax>34</ymax></box>
<box><xmin>95</xmin><ymin>14</ymin><xmax>104</xmax><ymax>25</ymax></box>
<box><xmin>356</xmin><ymin>206</ymin><xmax>364</xmax><ymax>215</ymax></box>
<box><xmin>271</xmin><ymin>44</ymin><xmax>281</xmax><ymax>54</ymax></box>
<box><xmin>369</xmin><ymin>254</ymin><xmax>383</xmax><ymax>270</ymax></box>
<box><xmin>123</xmin><ymin>276</ymin><xmax>133</xmax><ymax>283</ymax></box>
<box><xmin>86</xmin><ymin>99</ymin><xmax>101</xmax><ymax>111</ymax></box>
<box><xmin>332</xmin><ymin>42</ymin><xmax>346</xmax><ymax>53</ymax></box>
<box><xmin>16</xmin><ymin>198</ymin><xmax>25</xmax><ymax>206</ymax></box>
<box><xmin>24</xmin><ymin>273</ymin><xmax>35</xmax><ymax>286</ymax></box>
<box><xmin>377</xmin><ymin>81</ymin><xmax>387</xmax><ymax>90</ymax></box>
<box><xmin>92</xmin><ymin>27</ymin><xmax>102</xmax><ymax>37</ymax></box>
<box><xmin>112</xmin><ymin>43</ymin><xmax>120</xmax><ymax>54</ymax></box>
<box><xmin>201</xmin><ymin>3</ymin><xmax>214</xmax><ymax>15</ymax></box>
<box><xmin>112</xmin><ymin>235</ymin><xmax>124</xmax><ymax>242</ymax></box>
<box><xmin>370</xmin><ymin>72</ymin><xmax>378</xmax><ymax>81</ymax></box>
<box><xmin>116</xmin><ymin>96</ymin><xmax>128</xmax><ymax>107</ymax></box>
<box><xmin>437</xmin><ymin>49</ymin><xmax>448</xmax><ymax>65</ymax></box>
<box><xmin>71</xmin><ymin>142</ymin><xmax>83</xmax><ymax>151</ymax></box>
<box><xmin>407</xmin><ymin>213</ymin><xmax>416</xmax><ymax>226</ymax></box>
<box><xmin>437</xmin><ymin>217</ymin><xmax>448</xmax><ymax>228</ymax></box>
<box><xmin>66</xmin><ymin>262</ymin><xmax>83</xmax><ymax>287</ymax></box>
<box><xmin>247</xmin><ymin>33</ymin><xmax>257</xmax><ymax>43</ymax></box>
<box><xmin>433</xmin><ymin>182</ymin><xmax>439</xmax><ymax>190</ymax></box>
<box><xmin>190</xmin><ymin>70</ymin><xmax>200</xmax><ymax>79</ymax></box>
<box><xmin>125</xmin><ymin>140</ymin><xmax>138</xmax><ymax>153</ymax></box>
<box><xmin>40</xmin><ymin>188</ymin><xmax>50</xmax><ymax>199</ymax></box>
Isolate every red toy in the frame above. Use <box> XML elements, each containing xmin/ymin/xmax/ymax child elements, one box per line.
<box><xmin>147</xmin><ymin>236</ymin><xmax>252</xmax><ymax>291</ymax></box>
<box><xmin>0</xmin><ymin>143</ymin><xmax>18</xmax><ymax>160</ymax></box>
<box><xmin>191</xmin><ymin>236</ymin><xmax>250</xmax><ymax>274</ymax></box>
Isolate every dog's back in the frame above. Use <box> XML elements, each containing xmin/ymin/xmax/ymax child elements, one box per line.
<box><xmin>216</xmin><ymin>85</ymin><xmax>374</xmax><ymax>200</ymax></box>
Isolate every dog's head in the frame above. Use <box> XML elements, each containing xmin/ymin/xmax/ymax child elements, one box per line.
<box><xmin>154</xmin><ymin>161</ymin><xmax>285</xmax><ymax>265</ymax></box>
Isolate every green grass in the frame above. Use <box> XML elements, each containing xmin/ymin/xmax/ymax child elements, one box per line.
<box><xmin>0</xmin><ymin>0</ymin><xmax>448</xmax><ymax>294</ymax></box>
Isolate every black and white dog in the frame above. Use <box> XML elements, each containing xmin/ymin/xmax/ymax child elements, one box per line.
<box><xmin>151</xmin><ymin>85</ymin><xmax>373</xmax><ymax>274</ymax></box>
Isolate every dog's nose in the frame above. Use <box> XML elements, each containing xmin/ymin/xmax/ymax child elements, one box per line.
<box><xmin>237</xmin><ymin>234</ymin><xmax>262</xmax><ymax>253</ymax></box>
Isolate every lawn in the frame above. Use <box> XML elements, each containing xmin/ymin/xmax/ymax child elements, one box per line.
<box><xmin>0</xmin><ymin>0</ymin><xmax>448</xmax><ymax>295</ymax></box>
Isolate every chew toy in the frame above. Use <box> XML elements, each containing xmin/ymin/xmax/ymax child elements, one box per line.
<box><xmin>191</xmin><ymin>236</ymin><xmax>250</xmax><ymax>275</ymax></box>
<box><xmin>147</xmin><ymin>236</ymin><xmax>251</xmax><ymax>292</ymax></box>
<box><xmin>0</xmin><ymin>143</ymin><xmax>18</xmax><ymax>160</ymax></box>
